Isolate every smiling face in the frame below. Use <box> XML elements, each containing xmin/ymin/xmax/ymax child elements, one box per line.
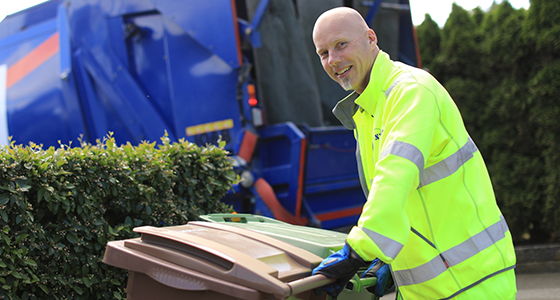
<box><xmin>313</xmin><ymin>8</ymin><xmax>378</xmax><ymax>94</ymax></box>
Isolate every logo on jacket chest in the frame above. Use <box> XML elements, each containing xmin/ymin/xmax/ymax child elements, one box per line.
<box><xmin>374</xmin><ymin>128</ymin><xmax>384</xmax><ymax>141</ymax></box>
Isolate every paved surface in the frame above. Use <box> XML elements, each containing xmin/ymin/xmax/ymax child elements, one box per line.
<box><xmin>517</xmin><ymin>272</ymin><xmax>560</xmax><ymax>300</ymax></box>
<box><xmin>379</xmin><ymin>272</ymin><xmax>560</xmax><ymax>300</ymax></box>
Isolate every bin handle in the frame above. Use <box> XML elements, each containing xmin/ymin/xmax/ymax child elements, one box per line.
<box><xmin>286</xmin><ymin>274</ymin><xmax>379</xmax><ymax>297</ymax></box>
<box><xmin>346</xmin><ymin>275</ymin><xmax>377</xmax><ymax>293</ymax></box>
<box><xmin>286</xmin><ymin>274</ymin><xmax>335</xmax><ymax>296</ymax></box>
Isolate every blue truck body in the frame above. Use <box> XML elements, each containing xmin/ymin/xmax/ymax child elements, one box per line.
<box><xmin>0</xmin><ymin>0</ymin><xmax>419</xmax><ymax>229</ymax></box>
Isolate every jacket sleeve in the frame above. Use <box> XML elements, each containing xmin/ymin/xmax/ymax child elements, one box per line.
<box><xmin>347</xmin><ymin>80</ymin><xmax>440</xmax><ymax>263</ymax></box>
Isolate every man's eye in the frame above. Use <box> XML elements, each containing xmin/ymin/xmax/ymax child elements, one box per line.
<box><xmin>320</xmin><ymin>51</ymin><xmax>328</xmax><ymax>58</ymax></box>
<box><xmin>338</xmin><ymin>41</ymin><xmax>347</xmax><ymax>47</ymax></box>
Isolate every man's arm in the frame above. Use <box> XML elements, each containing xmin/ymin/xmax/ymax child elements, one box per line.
<box><xmin>348</xmin><ymin>81</ymin><xmax>439</xmax><ymax>263</ymax></box>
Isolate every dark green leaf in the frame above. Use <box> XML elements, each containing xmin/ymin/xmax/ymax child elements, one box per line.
<box><xmin>39</xmin><ymin>284</ymin><xmax>48</xmax><ymax>294</ymax></box>
<box><xmin>15</xmin><ymin>234</ymin><xmax>29</xmax><ymax>244</ymax></box>
<box><xmin>19</xmin><ymin>184</ymin><xmax>31</xmax><ymax>192</ymax></box>
<box><xmin>83</xmin><ymin>276</ymin><xmax>91</xmax><ymax>288</ymax></box>
<box><xmin>0</xmin><ymin>195</ymin><xmax>9</xmax><ymax>206</ymax></box>
<box><xmin>23</xmin><ymin>259</ymin><xmax>37</xmax><ymax>267</ymax></box>
<box><xmin>0</xmin><ymin>210</ymin><xmax>7</xmax><ymax>223</ymax></box>
<box><xmin>66</xmin><ymin>233</ymin><xmax>79</xmax><ymax>244</ymax></box>
<box><xmin>72</xmin><ymin>285</ymin><xmax>83</xmax><ymax>295</ymax></box>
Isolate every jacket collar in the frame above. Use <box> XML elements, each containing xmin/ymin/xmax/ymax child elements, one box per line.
<box><xmin>332</xmin><ymin>92</ymin><xmax>359</xmax><ymax>130</ymax></box>
<box><xmin>332</xmin><ymin>51</ymin><xmax>392</xmax><ymax>129</ymax></box>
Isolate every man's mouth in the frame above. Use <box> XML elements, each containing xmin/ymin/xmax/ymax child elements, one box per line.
<box><xmin>335</xmin><ymin>66</ymin><xmax>352</xmax><ymax>76</ymax></box>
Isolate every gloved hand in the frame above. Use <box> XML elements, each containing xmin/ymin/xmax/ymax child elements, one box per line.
<box><xmin>362</xmin><ymin>258</ymin><xmax>394</xmax><ymax>297</ymax></box>
<box><xmin>312</xmin><ymin>242</ymin><xmax>369</xmax><ymax>299</ymax></box>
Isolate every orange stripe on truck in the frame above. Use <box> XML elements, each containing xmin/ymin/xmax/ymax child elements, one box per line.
<box><xmin>6</xmin><ymin>32</ymin><xmax>60</xmax><ymax>89</ymax></box>
<box><xmin>254</xmin><ymin>178</ymin><xmax>307</xmax><ymax>226</ymax></box>
<box><xmin>315</xmin><ymin>206</ymin><xmax>363</xmax><ymax>222</ymax></box>
<box><xmin>295</xmin><ymin>138</ymin><xmax>306</xmax><ymax>218</ymax></box>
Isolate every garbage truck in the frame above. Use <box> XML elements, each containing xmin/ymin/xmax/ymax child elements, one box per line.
<box><xmin>0</xmin><ymin>0</ymin><xmax>420</xmax><ymax>230</ymax></box>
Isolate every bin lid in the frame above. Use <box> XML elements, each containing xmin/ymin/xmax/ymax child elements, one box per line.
<box><xmin>103</xmin><ymin>222</ymin><xmax>324</xmax><ymax>300</ymax></box>
<box><xmin>199</xmin><ymin>213</ymin><xmax>348</xmax><ymax>258</ymax></box>
<box><xmin>198</xmin><ymin>213</ymin><xmax>286</xmax><ymax>224</ymax></box>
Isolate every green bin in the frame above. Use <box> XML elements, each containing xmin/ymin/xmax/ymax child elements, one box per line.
<box><xmin>199</xmin><ymin>213</ymin><xmax>346</xmax><ymax>257</ymax></box>
<box><xmin>199</xmin><ymin>213</ymin><xmax>378</xmax><ymax>300</ymax></box>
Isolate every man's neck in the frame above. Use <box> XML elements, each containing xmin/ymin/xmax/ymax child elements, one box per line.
<box><xmin>355</xmin><ymin>47</ymin><xmax>380</xmax><ymax>95</ymax></box>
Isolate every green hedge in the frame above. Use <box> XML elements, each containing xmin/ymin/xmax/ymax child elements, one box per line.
<box><xmin>0</xmin><ymin>134</ymin><xmax>235</xmax><ymax>299</ymax></box>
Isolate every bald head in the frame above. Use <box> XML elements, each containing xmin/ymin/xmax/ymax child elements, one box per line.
<box><xmin>312</xmin><ymin>7</ymin><xmax>379</xmax><ymax>94</ymax></box>
<box><xmin>313</xmin><ymin>7</ymin><xmax>370</xmax><ymax>43</ymax></box>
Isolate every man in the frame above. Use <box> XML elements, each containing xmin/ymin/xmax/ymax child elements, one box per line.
<box><xmin>311</xmin><ymin>7</ymin><xmax>517</xmax><ymax>300</ymax></box>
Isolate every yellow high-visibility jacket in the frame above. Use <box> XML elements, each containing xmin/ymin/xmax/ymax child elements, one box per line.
<box><xmin>333</xmin><ymin>51</ymin><xmax>517</xmax><ymax>299</ymax></box>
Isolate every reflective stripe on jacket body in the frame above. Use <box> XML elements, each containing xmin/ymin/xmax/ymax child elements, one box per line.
<box><xmin>333</xmin><ymin>51</ymin><xmax>516</xmax><ymax>299</ymax></box>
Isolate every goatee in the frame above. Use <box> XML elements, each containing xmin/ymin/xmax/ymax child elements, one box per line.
<box><xmin>340</xmin><ymin>77</ymin><xmax>352</xmax><ymax>91</ymax></box>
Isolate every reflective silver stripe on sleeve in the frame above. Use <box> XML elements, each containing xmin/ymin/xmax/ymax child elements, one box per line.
<box><xmin>442</xmin><ymin>216</ymin><xmax>509</xmax><ymax>267</ymax></box>
<box><xmin>419</xmin><ymin>137</ymin><xmax>478</xmax><ymax>188</ymax></box>
<box><xmin>393</xmin><ymin>254</ymin><xmax>448</xmax><ymax>286</ymax></box>
<box><xmin>393</xmin><ymin>216</ymin><xmax>510</xmax><ymax>287</ymax></box>
<box><xmin>361</xmin><ymin>227</ymin><xmax>404</xmax><ymax>260</ymax></box>
<box><xmin>381</xmin><ymin>141</ymin><xmax>425</xmax><ymax>176</ymax></box>
<box><xmin>384</xmin><ymin>73</ymin><xmax>414</xmax><ymax>97</ymax></box>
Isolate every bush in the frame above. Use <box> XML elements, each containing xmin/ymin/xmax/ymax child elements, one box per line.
<box><xmin>0</xmin><ymin>133</ymin><xmax>235</xmax><ymax>299</ymax></box>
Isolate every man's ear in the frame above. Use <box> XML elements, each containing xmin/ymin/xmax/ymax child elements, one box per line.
<box><xmin>367</xmin><ymin>29</ymin><xmax>377</xmax><ymax>47</ymax></box>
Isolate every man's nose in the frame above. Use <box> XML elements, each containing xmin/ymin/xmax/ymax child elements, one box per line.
<box><xmin>328</xmin><ymin>52</ymin><xmax>341</xmax><ymax>66</ymax></box>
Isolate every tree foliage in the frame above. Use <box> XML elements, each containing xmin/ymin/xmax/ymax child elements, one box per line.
<box><xmin>416</xmin><ymin>0</ymin><xmax>560</xmax><ymax>243</ymax></box>
<box><xmin>415</xmin><ymin>14</ymin><xmax>440</xmax><ymax>72</ymax></box>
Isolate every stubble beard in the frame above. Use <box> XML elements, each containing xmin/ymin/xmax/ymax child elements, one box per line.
<box><xmin>340</xmin><ymin>76</ymin><xmax>352</xmax><ymax>91</ymax></box>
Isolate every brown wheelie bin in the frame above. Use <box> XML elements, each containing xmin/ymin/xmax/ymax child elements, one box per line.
<box><xmin>103</xmin><ymin>221</ymin><xmax>336</xmax><ymax>300</ymax></box>
<box><xmin>197</xmin><ymin>213</ymin><xmax>379</xmax><ymax>300</ymax></box>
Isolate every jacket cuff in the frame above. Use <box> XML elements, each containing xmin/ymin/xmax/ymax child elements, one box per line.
<box><xmin>346</xmin><ymin>242</ymin><xmax>370</xmax><ymax>268</ymax></box>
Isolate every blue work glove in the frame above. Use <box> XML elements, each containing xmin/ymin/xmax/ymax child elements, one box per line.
<box><xmin>362</xmin><ymin>258</ymin><xmax>394</xmax><ymax>297</ymax></box>
<box><xmin>312</xmin><ymin>243</ymin><xmax>369</xmax><ymax>299</ymax></box>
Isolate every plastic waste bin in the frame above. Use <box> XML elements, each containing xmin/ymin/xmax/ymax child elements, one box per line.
<box><xmin>199</xmin><ymin>214</ymin><xmax>378</xmax><ymax>300</ymax></box>
<box><xmin>199</xmin><ymin>213</ymin><xmax>287</xmax><ymax>224</ymax></box>
<box><xmin>103</xmin><ymin>221</ymin><xmax>338</xmax><ymax>300</ymax></box>
<box><xmin>198</xmin><ymin>213</ymin><xmax>347</xmax><ymax>258</ymax></box>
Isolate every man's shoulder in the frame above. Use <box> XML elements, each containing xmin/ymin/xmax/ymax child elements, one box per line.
<box><xmin>394</xmin><ymin>61</ymin><xmax>438</xmax><ymax>83</ymax></box>
<box><xmin>387</xmin><ymin>61</ymin><xmax>441</xmax><ymax>93</ymax></box>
